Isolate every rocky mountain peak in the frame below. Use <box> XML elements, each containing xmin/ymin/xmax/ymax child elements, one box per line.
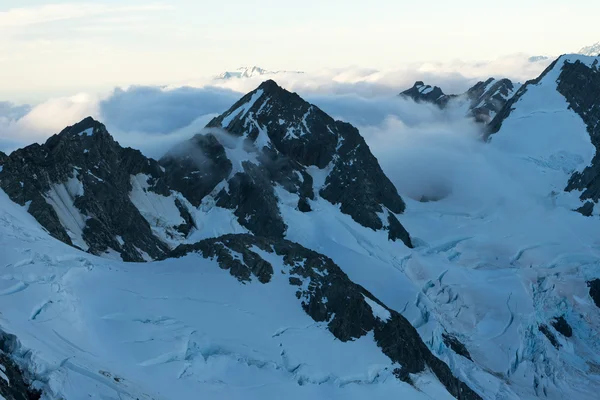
<box><xmin>257</xmin><ymin>78</ymin><xmax>278</xmax><ymax>90</ymax></box>
<box><xmin>0</xmin><ymin>117</ymin><xmax>193</xmax><ymax>262</ymax></box>
<box><xmin>400</xmin><ymin>81</ymin><xmax>449</xmax><ymax>105</ymax></box>
<box><xmin>57</xmin><ymin>116</ymin><xmax>104</xmax><ymax>137</ymax></box>
<box><xmin>466</xmin><ymin>78</ymin><xmax>517</xmax><ymax>123</ymax></box>
<box><xmin>0</xmin><ymin>80</ymin><xmax>414</xmax><ymax>263</ymax></box>
<box><xmin>399</xmin><ymin>78</ymin><xmax>518</xmax><ymax>124</ymax></box>
<box><xmin>191</xmin><ymin>80</ymin><xmax>412</xmax><ymax>246</ymax></box>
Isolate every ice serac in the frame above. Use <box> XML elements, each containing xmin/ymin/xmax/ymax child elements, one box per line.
<box><xmin>0</xmin><ymin>117</ymin><xmax>195</xmax><ymax>261</ymax></box>
<box><xmin>205</xmin><ymin>79</ymin><xmax>412</xmax><ymax>246</ymax></box>
<box><xmin>0</xmin><ymin>330</ymin><xmax>42</xmax><ymax>400</ymax></box>
<box><xmin>169</xmin><ymin>234</ymin><xmax>481</xmax><ymax>399</ymax></box>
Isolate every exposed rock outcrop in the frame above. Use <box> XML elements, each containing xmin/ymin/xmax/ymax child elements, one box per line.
<box><xmin>0</xmin><ymin>117</ymin><xmax>189</xmax><ymax>261</ymax></box>
<box><xmin>169</xmin><ymin>234</ymin><xmax>481</xmax><ymax>399</ymax></box>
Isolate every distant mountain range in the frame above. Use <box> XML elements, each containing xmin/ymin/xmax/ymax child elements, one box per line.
<box><xmin>578</xmin><ymin>41</ymin><xmax>600</xmax><ymax>56</ymax></box>
<box><xmin>215</xmin><ymin>66</ymin><xmax>304</xmax><ymax>80</ymax></box>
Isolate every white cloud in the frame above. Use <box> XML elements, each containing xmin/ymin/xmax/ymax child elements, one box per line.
<box><xmin>184</xmin><ymin>54</ymin><xmax>551</xmax><ymax>95</ymax></box>
<box><xmin>0</xmin><ymin>53</ymin><xmax>552</xmax><ymax>162</ymax></box>
<box><xmin>0</xmin><ymin>93</ymin><xmax>100</xmax><ymax>152</ymax></box>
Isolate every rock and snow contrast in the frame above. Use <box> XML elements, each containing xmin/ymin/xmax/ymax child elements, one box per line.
<box><xmin>578</xmin><ymin>42</ymin><xmax>600</xmax><ymax>57</ymax></box>
<box><xmin>400</xmin><ymin>78</ymin><xmax>519</xmax><ymax>124</ymax></box>
<box><xmin>215</xmin><ymin>66</ymin><xmax>304</xmax><ymax>80</ymax></box>
<box><xmin>2</xmin><ymin>54</ymin><xmax>600</xmax><ymax>399</ymax></box>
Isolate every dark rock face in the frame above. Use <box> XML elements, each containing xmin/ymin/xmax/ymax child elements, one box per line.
<box><xmin>215</xmin><ymin>163</ymin><xmax>287</xmax><ymax>239</ymax></box>
<box><xmin>0</xmin><ymin>330</ymin><xmax>43</xmax><ymax>400</ymax></box>
<box><xmin>466</xmin><ymin>78</ymin><xmax>516</xmax><ymax>123</ymax></box>
<box><xmin>551</xmin><ymin>316</ymin><xmax>573</xmax><ymax>338</ymax></box>
<box><xmin>0</xmin><ymin>117</ymin><xmax>192</xmax><ymax>261</ymax></box>
<box><xmin>588</xmin><ymin>279</ymin><xmax>600</xmax><ymax>308</ymax></box>
<box><xmin>539</xmin><ymin>324</ymin><xmax>561</xmax><ymax>349</ymax></box>
<box><xmin>558</xmin><ymin>60</ymin><xmax>600</xmax><ymax>201</ymax></box>
<box><xmin>159</xmin><ymin>133</ymin><xmax>232</xmax><ymax>207</ymax></box>
<box><xmin>401</xmin><ymin>79</ymin><xmax>516</xmax><ymax>125</ymax></box>
<box><xmin>442</xmin><ymin>333</ymin><xmax>473</xmax><ymax>361</ymax></box>
<box><xmin>400</xmin><ymin>81</ymin><xmax>452</xmax><ymax>106</ymax></box>
<box><xmin>169</xmin><ymin>234</ymin><xmax>481</xmax><ymax>399</ymax></box>
<box><xmin>576</xmin><ymin>201</ymin><xmax>595</xmax><ymax>216</ymax></box>
<box><xmin>203</xmin><ymin>80</ymin><xmax>412</xmax><ymax>247</ymax></box>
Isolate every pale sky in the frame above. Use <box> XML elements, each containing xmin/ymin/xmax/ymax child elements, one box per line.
<box><xmin>0</xmin><ymin>0</ymin><xmax>598</xmax><ymax>101</ymax></box>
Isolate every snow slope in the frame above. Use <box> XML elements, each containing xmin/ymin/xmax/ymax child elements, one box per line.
<box><xmin>388</xmin><ymin>55</ymin><xmax>600</xmax><ymax>399</ymax></box>
<box><xmin>2</xmin><ymin>55</ymin><xmax>600</xmax><ymax>399</ymax></box>
<box><xmin>0</xmin><ymin>190</ymin><xmax>457</xmax><ymax>399</ymax></box>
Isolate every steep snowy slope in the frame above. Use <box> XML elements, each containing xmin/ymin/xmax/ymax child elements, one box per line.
<box><xmin>489</xmin><ymin>54</ymin><xmax>600</xmax><ymax>212</ymax></box>
<box><xmin>0</xmin><ymin>189</ymin><xmax>480</xmax><ymax>399</ymax></box>
<box><xmin>381</xmin><ymin>54</ymin><xmax>600</xmax><ymax>399</ymax></box>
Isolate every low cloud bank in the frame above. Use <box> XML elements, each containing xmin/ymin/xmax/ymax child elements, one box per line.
<box><xmin>0</xmin><ymin>54</ymin><xmax>553</xmax><ymax>207</ymax></box>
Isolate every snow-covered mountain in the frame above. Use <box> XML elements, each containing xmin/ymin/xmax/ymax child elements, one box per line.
<box><xmin>400</xmin><ymin>78</ymin><xmax>519</xmax><ymax>124</ymax></box>
<box><xmin>0</xmin><ymin>83</ymin><xmax>481</xmax><ymax>399</ymax></box>
<box><xmin>578</xmin><ymin>42</ymin><xmax>600</xmax><ymax>56</ymax></box>
<box><xmin>0</xmin><ymin>81</ymin><xmax>412</xmax><ymax>262</ymax></box>
<box><xmin>215</xmin><ymin>66</ymin><xmax>304</xmax><ymax>80</ymax></box>
<box><xmin>3</xmin><ymin>54</ymin><xmax>600</xmax><ymax>399</ymax></box>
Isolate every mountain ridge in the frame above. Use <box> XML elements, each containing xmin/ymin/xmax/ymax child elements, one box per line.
<box><xmin>0</xmin><ymin>80</ymin><xmax>413</xmax><ymax>262</ymax></box>
<box><xmin>215</xmin><ymin>66</ymin><xmax>305</xmax><ymax>80</ymax></box>
<box><xmin>400</xmin><ymin>78</ymin><xmax>518</xmax><ymax>124</ymax></box>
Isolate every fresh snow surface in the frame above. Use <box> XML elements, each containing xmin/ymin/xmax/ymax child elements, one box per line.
<box><xmin>0</xmin><ymin>367</ymin><xmax>9</xmax><ymax>385</ymax></box>
<box><xmin>363</xmin><ymin>296</ymin><xmax>391</xmax><ymax>322</ymax></box>
<box><xmin>78</xmin><ymin>127</ymin><xmax>94</xmax><ymax>136</ymax></box>
<box><xmin>129</xmin><ymin>173</ymin><xmax>189</xmax><ymax>248</ymax></box>
<box><xmin>420</xmin><ymin>86</ymin><xmax>434</xmax><ymax>95</ymax></box>
<box><xmin>0</xmin><ymin>189</ymin><xmax>451</xmax><ymax>400</ymax></box>
<box><xmin>209</xmin><ymin>130</ymin><xmax>260</xmax><ymax>176</ymax></box>
<box><xmin>43</xmin><ymin>169</ymin><xmax>89</xmax><ymax>251</ymax></box>
<box><xmin>221</xmin><ymin>89</ymin><xmax>265</xmax><ymax>128</ymax></box>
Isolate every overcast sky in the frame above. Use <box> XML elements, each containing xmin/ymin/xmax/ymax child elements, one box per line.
<box><xmin>0</xmin><ymin>0</ymin><xmax>598</xmax><ymax>101</ymax></box>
